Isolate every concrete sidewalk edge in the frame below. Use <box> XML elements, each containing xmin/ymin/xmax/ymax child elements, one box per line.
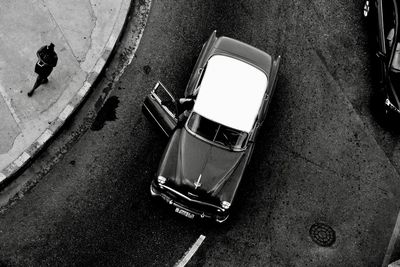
<box><xmin>0</xmin><ymin>0</ymin><xmax>133</xmax><ymax>187</ymax></box>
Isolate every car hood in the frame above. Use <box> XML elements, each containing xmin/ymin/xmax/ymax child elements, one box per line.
<box><xmin>172</xmin><ymin>129</ymin><xmax>244</xmax><ymax>196</ymax></box>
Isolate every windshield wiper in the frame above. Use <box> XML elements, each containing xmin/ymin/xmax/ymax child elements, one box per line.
<box><xmin>220</xmin><ymin>132</ymin><xmax>236</xmax><ymax>150</ymax></box>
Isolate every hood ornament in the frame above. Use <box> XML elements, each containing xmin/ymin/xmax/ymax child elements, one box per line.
<box><xmin>194</xmin><ymin>174</ymin><xmax>202</xmax><ymax>189</ymax></box>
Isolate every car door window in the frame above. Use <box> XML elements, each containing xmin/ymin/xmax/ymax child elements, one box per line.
<box><xmin>152</xmin><ymin>82</ymin><xmax>178</xmax><ymax>119</ymax></box>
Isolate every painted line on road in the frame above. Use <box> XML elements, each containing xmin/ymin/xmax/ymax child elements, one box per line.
<box><xmin>382</xmin><ymin>209</ymin><xmax>400</xmax><ymax>267</ymax></box>
<box><xmin>174</xmin><ymin>235</ymin><xmax>206</xmax><ymax>267</ymax></box>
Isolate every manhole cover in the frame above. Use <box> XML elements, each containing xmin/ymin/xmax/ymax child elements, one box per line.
<box><xmin>309</xmin><ymin>223</ymin><xmax>336</xmax><ymax>247</ymax></box>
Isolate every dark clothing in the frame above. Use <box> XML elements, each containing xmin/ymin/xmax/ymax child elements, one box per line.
<box><xmin>35</xmin><ymin>45</ymin><xmax>58</xmax><ymax>77</ymax></box>
<box><xmin>161</xmin><ymin>98</ymin><xmax>195</xmax><ymax>115</ymax></box>
<box><xmin>28</xmin><ymin>44</ymin><xmax>58</xmax><ymax>97</ymax></box>
<box><xmin>177</xmin><ymin>98</ymin><xmax>195</xmax><ymax>126</ymax></box>
<box><xmin>34</xmin><ymin>63</ymin><xmax>52</xmax><ymax>77</ymax></box>
<box><xmin>177</xmin><ymin>98</ymin><xmax>195</xmax><ymax>115</ymax></box>
<box><xmin>28</xmin><ymin>76</ymin><xmax>48</xmax><ymax>96</ymax></box>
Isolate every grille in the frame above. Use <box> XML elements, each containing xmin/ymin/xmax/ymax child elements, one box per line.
<box><xmin>162</xmin><ymin>185</ymin><xmax>222</xmax><ymax>215</ymax></box>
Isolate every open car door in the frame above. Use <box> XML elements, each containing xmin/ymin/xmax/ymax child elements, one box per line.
<box><xmin>142</xmin><ymin>81</ymin><xmax>178</xmax><ymax>137</ymax></box>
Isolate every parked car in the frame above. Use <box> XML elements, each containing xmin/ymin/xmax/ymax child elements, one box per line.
<box><xmin>142</xmin><ymin>31</ymin><xmax>280</xmax><ymax>223</ymax></box>
<box><xmin>364</xmin><ymin>0</ymin><xmax>400</xmax><ymax>118</ymax></box>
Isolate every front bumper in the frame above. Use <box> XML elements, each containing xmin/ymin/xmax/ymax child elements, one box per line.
<box><xmin>150</xmin><ymin>181</ymin><xmax>229</xmax><ymax>223</ymax></box>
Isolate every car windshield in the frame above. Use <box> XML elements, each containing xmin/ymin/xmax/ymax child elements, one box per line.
<box><xmin>187</xmin><ymin>112</ymin><xmax>248</xmax><ymax>150</ymax></box>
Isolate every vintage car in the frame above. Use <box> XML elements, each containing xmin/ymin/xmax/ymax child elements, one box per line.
<box><xmin>364</xmin><ymin>0</ymin><xmax>400</xmax><ymax>119</ymax></box>
<box><xmin>142</xmin><ymin>31</ymin><xmax>280</xmax><ymax>223</ymax></box>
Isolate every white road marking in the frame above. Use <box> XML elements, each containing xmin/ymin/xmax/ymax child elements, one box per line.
<box><xmin>382</xmin><ymin>211</ymin><xmax>400</xmax><ymax>267</ymax></box>
<box><xmin>174</xmin><ymin>235</ymin><xmax>206</xmax><ymax>267</ymax></box>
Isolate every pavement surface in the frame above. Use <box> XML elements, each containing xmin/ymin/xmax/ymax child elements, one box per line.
<box><xmin>0</xmin><ymin>0</ymin><xmax>131</xmax><ymax>184</ymax></box>
<box><xmin>1</xmin><ymin>1</ymin><xmax>400</xmax><ymax>266</ymax></box>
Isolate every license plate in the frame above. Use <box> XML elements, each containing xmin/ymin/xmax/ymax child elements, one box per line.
<box><xmin>175</xmin><ymin>207</ymin><xmax>195</xmax><ymax>219</ymax></box>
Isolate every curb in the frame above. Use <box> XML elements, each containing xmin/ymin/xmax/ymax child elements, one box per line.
<box><xmin>0</xmin><ymin>0</ymin><xmax>133</xmax><ymax>188</ymax></box>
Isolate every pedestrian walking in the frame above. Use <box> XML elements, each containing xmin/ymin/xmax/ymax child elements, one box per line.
<box><xmin>27</xmin><ymin>43</ymin><xmax>58</xmax><ymax>97</ymax></box>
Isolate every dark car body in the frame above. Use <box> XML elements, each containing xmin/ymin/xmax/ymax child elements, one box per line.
<box><xmin>142</xmin><ymin>31</ymin><xmax>280</xmax><ymax>223</ymax></box>
<box><xmin>364</xmin><ymin>0</ymin><xmax>400</xmax><ymax>117</ymax></box>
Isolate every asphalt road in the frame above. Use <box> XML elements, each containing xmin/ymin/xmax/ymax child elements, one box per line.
<box><xmin>1</xmin><ymin>0</ymin><xmax>400</xmax><ymax>266</ymax></box>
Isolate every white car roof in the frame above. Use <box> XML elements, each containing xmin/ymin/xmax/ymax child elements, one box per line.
<box><xmin>192</xmin><ymin>55</ymin><xmax>268</xmax><ymax>133</ymax></box>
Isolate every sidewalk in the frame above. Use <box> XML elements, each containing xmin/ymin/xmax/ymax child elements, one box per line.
<box><xmin>0</xmin><ymin>0</ymin><xmax>131</xmax><ymax>185</ymax></box>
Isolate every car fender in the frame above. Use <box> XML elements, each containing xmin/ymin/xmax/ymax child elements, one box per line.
<box><xmin>211</xmin><ymin>149</ymin><xmax>252</xmax><ymax>205</ymax></box>
<box><xmin>156</xmin><ymin>129</ymin><xmax>182</xmax><ymax>179</ymax></box>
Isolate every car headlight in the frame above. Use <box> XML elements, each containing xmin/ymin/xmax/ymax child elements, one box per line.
<box><xmin>221</xmin><ymin>201</ymin><xmax>231</xmax><ymax>209</ymax></box>
<box><xmin>157</xmin><ymin>175</ymin><xmax>167</xmax><ymax>185</ymax></box>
